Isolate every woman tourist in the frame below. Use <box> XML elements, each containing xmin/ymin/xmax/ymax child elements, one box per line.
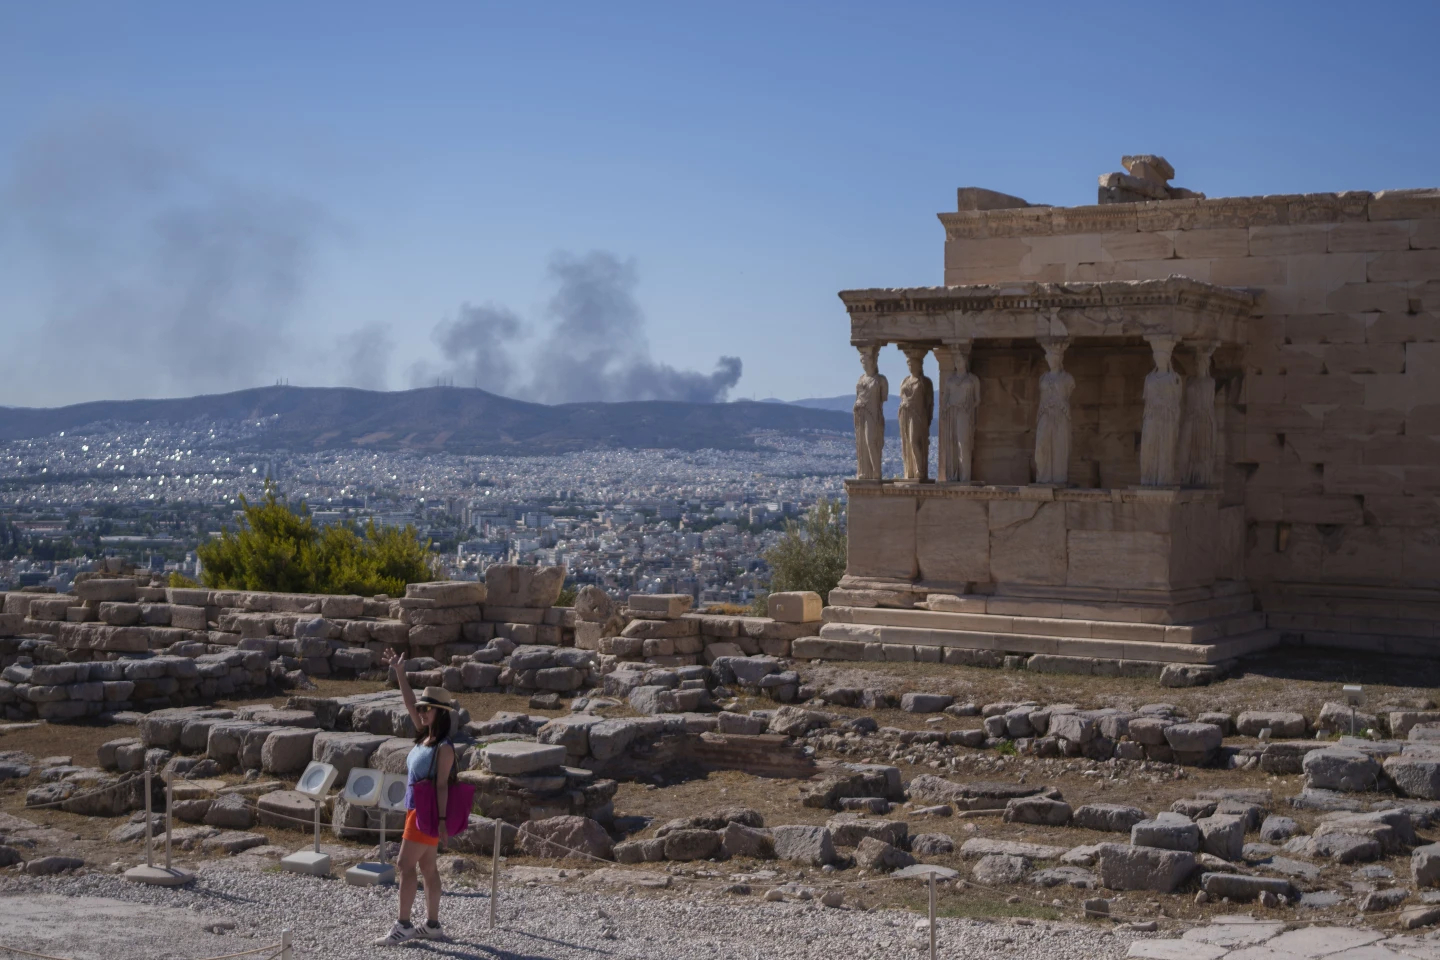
<box><xmin>374</xmin><ymin>650</ymin><xmax>457</xmax><ymax>946</ymax></box>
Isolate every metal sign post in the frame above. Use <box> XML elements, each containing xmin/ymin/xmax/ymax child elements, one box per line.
<box><xmin>891</xmin><ymin>864</ymin><xmax>958</xmax><ymax>960</ymax></box>
<box><xmin>164</xmin><ymin>773</ymin><xmax>174</xmax><ymax>871</ymax></box>
<box><xmin>1344</xmin><ymin>684</ymin><xmax>1364</xmax><ymax>736</ymax></box>
<box><xmin>144</xmin><ymin>769</ymin><xmax>154</xmax><ymax>869</ymax></box>
<box><xmin>490</xmin><ymin>819</ymin><xmax>501</xmax><ymax>931</ymax></box>
<box><xmin>283</xmin><ymin>761</ymin><xmax>336</xmax><ymax>877</ymax></box>
<box><xmin>928</xmin><ymin>872</ymin><xmax>937</xmax><ymax>960</ymax></box>
<box><xmin>124</xmin><ymin>769</ymin><xmax>192</xmax><ymax>886</ymax></box>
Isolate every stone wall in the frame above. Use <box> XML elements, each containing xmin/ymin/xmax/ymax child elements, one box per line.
<box><xmin>939</xmin><ymin>185</ymin><xmax>1440</xmax><ymax>644</ymax></box>
<box><xmin>0</xmin><ymin>574</ymin><xmax>823</xmax><ymax>721</ymax></box>
<box><xmin>578</xmin><ymin>591</ymin><xmax>820</xmax><ymax>666</ymax></box>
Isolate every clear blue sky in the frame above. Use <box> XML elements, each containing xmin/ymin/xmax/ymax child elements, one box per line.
<box><xmin>1</xmin><ymin>1</ymin><xmax>1436</xmax><ymax>408</ymax></box>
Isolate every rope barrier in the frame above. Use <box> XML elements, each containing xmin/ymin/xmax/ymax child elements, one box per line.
<box><xmin>15</xmin><ymin>775</ymin><xmax>153</xmax><ymax>811</ymax></box>
<box><xmin>0</xmin><ymin>942</ymin><xmax>284</xmax><ymax>960</ymax></box>
<box><xmin>0</xmin><ymin>944</ymin><xmax>76</xmax><ymax>960</ymax></box>
<box><xmin>190</xmin><ymin>945</ymin><xmax>286</xmax><ymax>960</ymax></box>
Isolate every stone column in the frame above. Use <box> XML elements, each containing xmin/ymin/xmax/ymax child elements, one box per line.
<box><xmin>1033</xmin><ymin>339</ymin><xmax>1074</xmax><ymax>485</ymax></box>
<box><xmin>1180</xmin><ymin>341</ymin><xmax>1218</xmax><ymax>487</ymax></box>
<box><xmin>852</xmin><ymin>343</ymin><xmax>888</xmax><ymax>480</ymax></box>
<box><xmin>936</xmin><ymin>341</ymin><xmax>980</xmax><ymax>483</ymax></box>
<box><xmin>933</xmin><ymin>346</ymin><xmax>955</xmax><ymax>482</ymax></box>
<box><xmin>1140</xmin><ymin>335</ymin><xmax>1184</xmax><ymax>486</ymax></box>
<box><xmin>897</xmin><ymin>345</ymin><xmax>934</xmax><ymax>481</ymax></box>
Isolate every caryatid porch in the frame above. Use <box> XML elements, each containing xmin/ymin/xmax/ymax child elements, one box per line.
<box><xmin>828</xmin><ymin>278</ymin><xmax>1275</xmax><ymax>667</ymax></box>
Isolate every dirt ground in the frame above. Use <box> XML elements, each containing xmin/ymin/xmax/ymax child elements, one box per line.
<box><xmin>1</xmin><ymin>648</ymin><xmax>1438</xmax><ymax>924</ymax></box>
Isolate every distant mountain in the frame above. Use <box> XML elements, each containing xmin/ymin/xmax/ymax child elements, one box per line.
<box><xmin>780</xmin><ymin>394</ymin><xmax>903</xmax><ymax>423</ymax></box>
<box><xmin>0</xmin><ymin>386</ymin><xmax>852</xmax><ymax>454</ymax></box>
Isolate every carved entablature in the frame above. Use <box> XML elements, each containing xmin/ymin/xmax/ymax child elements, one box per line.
<box><xmin>840</xmin><ymin>278</ymin><xmax>1257</xmax><ymax>347</ymax></box>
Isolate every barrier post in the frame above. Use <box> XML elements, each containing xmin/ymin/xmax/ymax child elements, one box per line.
<box><xmin>144</xmin><ymin>768</ymin><xmax>154</xmax><ymax>869</ymax></box>
<box><xmin>378</xmin><ymin>812</ymin><xmax>387</xmax><ymax>863</ymax></box>
<box><xmin>313</xmin><ymin>799</ymin><xmax>321</xmax><ymax>854</ymax></box>
<box><xmin>928</xmin><ymin>873</ymin><xmax>937</xmax><ymax>960</ymax></box>
<box><xmin>164</xmin><ymin>773</ymin><xmax>173</xmax><ymax>871</ymax></box>
<box><xmin>281</xmin><ymin>928</ymin><xmax>292</xmax><ymax>960</ymax></box>
<box><xmin>489</xmin><ymin>819</ymin><xmax>500</xmax><ymax>931</ymax></box>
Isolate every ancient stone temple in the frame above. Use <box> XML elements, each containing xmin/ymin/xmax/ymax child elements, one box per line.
<box><xmin>820</xmin><ymin>157</ymin><xmax>1440</xmax><ymax>671</ymax></box>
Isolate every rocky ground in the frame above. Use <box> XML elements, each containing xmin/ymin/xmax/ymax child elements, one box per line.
<box><xmin>2</xmin><ymin>648</ymin><xmax>1440</xmax><ymax>958</ymax></box>
<box><xmin>1</xmin><ymin>861</ymin><xmax>1147</xmax><ymax>960</ymax></box>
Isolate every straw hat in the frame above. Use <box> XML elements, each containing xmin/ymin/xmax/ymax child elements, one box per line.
<box><xmin>415</xmin><ymin>686</ymin><xmax>456</xmax><ymax>711</ymax></box>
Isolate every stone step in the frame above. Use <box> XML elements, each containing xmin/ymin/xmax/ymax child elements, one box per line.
<box><xmin>1259</xmin><ymin>586</ymin><xmax>1440</xmax><ymax>624</ymax></box>
<box><xmin>1276</xmin><ymin>629</ymin><xmax>1440</xmax><ymax>658</ymax></box>
<box><xmin>977</xmin><ymin>591</ymin><xmax>1257</xmax><ymax>624</ymax></box>
<box><xmin>810</xmin><ymin>619</ymin><xmax>1279</xmax><ymax>665</ymax></box>
<box><xmin>824</xmin><ymin>605</ymin><xmax>1265</xmax><ymax>645</ymax></box>
<box><xmin>842</xmin><ymin>590</ymin><xmax>1257</xmax><ymax>625</ymax></box>
<box><xmin>1267</xmin><ymin>611</ymin><xmax>1440</xmax><ymax>640</ymax></box>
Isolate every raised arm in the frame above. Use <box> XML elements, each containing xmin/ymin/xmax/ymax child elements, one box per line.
<box><xmin>380</xmin><ymin>647</ymin><xmax>424</xmax><ymax>734</ymax></box>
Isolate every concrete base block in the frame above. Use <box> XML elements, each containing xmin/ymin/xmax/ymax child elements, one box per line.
<box><xmin>124</xmin><ymin>865</ymin><xmax>193</xmax><ymax>887</ymax></box>
<box><xmin>280</xmin><ymin>850</ymin><xmax>331</xmax><ymax>876</ymax></box>
<box><xmin>345</xmin><ymin>861</ymin><xmax>395</xmax><ymax>886</ymax></box>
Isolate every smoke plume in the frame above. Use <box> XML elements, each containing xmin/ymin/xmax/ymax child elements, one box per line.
<box><xmin>338</xmin><ymin>322</ymin><xmax>395</xmax><ymax>389</ymax></box>
<box><xmin>421</xmin><ymin>251</ymin><xmax>742</xmax><ymax>403</ymax></box>
<box><xmin>1</xmin><ymin>115</ymin><xmax>326</xmax><ymax>403</ymax></box>
<box><xmin>414</xmin><ymin>303</ymin><xmax>526</xmax><ymax>392</ymax></box>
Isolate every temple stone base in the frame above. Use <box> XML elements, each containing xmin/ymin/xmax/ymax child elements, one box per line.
<box><xmin>801</xmin><ymin>603</ymin><xmax>1277</xmax><ymax>667</ymax></box>
<box><xmin>1259</xmin><ymin>584</ymin><xmax>1440</xmax><ymax>657</ymax></box>
<box><xmin>825</xmin><ymin>473</ymin><xmax>1282</xmax><ymax>666</ymax></box>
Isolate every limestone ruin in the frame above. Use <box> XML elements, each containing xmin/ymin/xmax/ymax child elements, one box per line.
<box><xmin>823</xmin><ymin>159</ymin><xmax>1439</xmax><ymax>672</ymax></box>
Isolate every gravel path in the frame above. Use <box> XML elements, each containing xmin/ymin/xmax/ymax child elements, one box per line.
<box><xmin>0</xmin><ymin>862</ymin><xmax>1143</xmax><ymax>960</ymax></box>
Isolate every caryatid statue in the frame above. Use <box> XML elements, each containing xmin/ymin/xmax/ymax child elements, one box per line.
<box><xmin>1140</xmin><ymin>335</ymin><xmax>1184</xmax><ymax>486</ymax></box>
<box><xmin>1033</xmin><ymin>339</ymin><xmax>1074</xmax><ymax>485</ymax></box>
<box><xmin>897</xmin><ymin>346</ymin><xmax>934</xmax><ymax>481</ymax></box>
<box><xmin>1179</xmin><ymin>341</ymin><xmax>1218</xmax><ymax>486</ymax></box>
<box><xmin>938</xmin><ymin>342</ymin><xmax>980</xmax><ymax>483</ymax></box>
<box><xmin>852</xmin><ymin>344</ymin><xmax>888</xmax><ymax>480</ymax></box>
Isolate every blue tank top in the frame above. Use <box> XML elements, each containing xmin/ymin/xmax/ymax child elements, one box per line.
<box><xmin>403</xmin><ymin>741</ymin><xmax>450</xmax><ymax>810</ymax></box>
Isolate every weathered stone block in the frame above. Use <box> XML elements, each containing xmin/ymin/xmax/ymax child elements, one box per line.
<box><xmin>483</xmin><ymin>741</ymin><xmax>565</xmax><ymax>775</ymax></box>
<box><xmin>767</xmin><ymin>592</ymin><xmax>822</xmax><ymax>623</ymax></box>
<box><xmin>1003</xmin><ymin>796</ymin><xmax>1072</xmax><ymax>826</ymax></box>
<box><xmin>770</xmin><ymin>824</ymin><xmax>836</xmax><ymax>866</ymax></box>
<box><xmin>1196</xmin><ymin>814</ymin><xmax>1245</xmax><ymax>861</ymax></box>
<box><xmin>260</xmin><ymin>728</ymin><xmax>319</xmax><ymax>775</ymax></box>
<box><xmin>1131</xmin><ymin>813</ymin><xmax>1200</xmax><ymax>852</ymax></box>
<box><xmin>1236</xmin><ymin>711</ymin><xmax>1307</xmax><ymax>738</ymax></box>
<box><xmin>1094</xmin><ymin>843</ymin><xmax>1195</xmax><ymax>893</ymax></box>
<box><xmin>484</xmin><ymin>564</ymin><xmax>565</xmax><ymax>608</ymax></box>
<box><xmin>1073</xmin><ymin>803</ymin><xmax>1147</xmax><ymax>833</ymax></box>
<box><xmin>1303</xmin><ymin>747</ymin><xmax>1382</xmax><ymax>792</ymax></box>
<box><xmin>626</xmin><ymin>594</ymin><xmax>694</xmax><ymax>619</ymax></box>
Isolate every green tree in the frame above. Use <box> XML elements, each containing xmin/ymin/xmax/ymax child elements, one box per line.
<box><xmin>753</xmin><ymin>498</ymin><xmax>846</xmax><ymax>615</ymax></box>
<box><xmin>198</xmin><ymin>484</ymin><xmax>433</xmax><ymax>595</ymax></box>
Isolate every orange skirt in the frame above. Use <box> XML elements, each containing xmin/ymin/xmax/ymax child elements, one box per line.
<box><xmin>402</xmin><ymin>809</ymin><xmax>438</xmax><ymax>846</ymax></box>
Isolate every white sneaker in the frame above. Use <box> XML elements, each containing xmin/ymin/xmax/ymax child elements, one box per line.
<box><xmin>374</xmin><ymin>921</ymin><xmax>421</xmax><ymax>946</ymax></box>
<box><xmin>417</xmin><ymin>920</ymin><xmax>448</xmax><ymax>942</ymax></box>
